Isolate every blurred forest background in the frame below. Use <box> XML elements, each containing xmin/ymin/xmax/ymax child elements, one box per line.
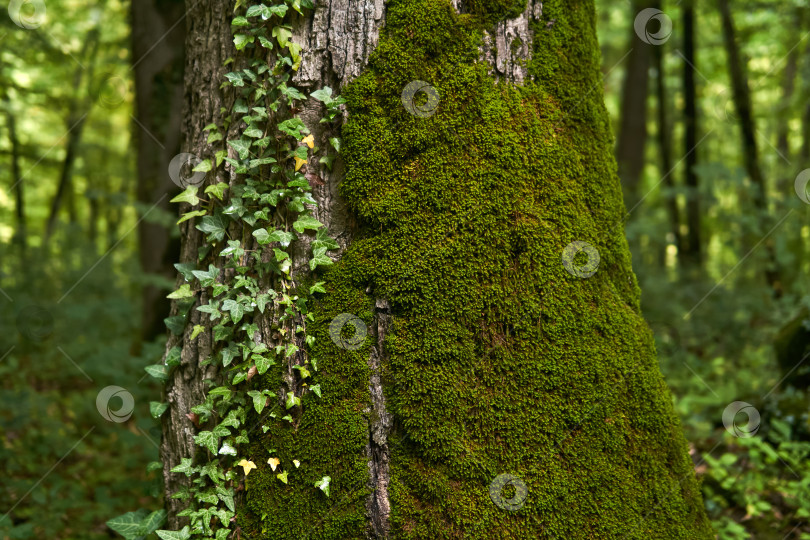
<box><xmin>1</xmin><ymin>0</ymin><xmax>809</xmax><ymax>538</ymax></box>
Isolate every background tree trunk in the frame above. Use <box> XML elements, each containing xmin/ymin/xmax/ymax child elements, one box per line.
<box><xmin>131</xmin><ymin>0</ymin><xmax>186</xmax><ymax>346</ymax></box>
<box><xmin>681</xmin><ymin>0</ymin><xmax>701</xmax><ymax>267</ymax></box>
<box><xmin>160</xmin><ymin>0</ymin><xmax>714</xmax><ymax>537</ymax></box>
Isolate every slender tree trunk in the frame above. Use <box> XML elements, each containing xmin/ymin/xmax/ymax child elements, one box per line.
<box><xmin>653</xmin><ymin>26</ymin><xmax>683</xmax><ymax>263</ymax></box>
<box><xmin>44</xmin><ymin>26</ymin><xmax>101</xmax><ymax>241</ymax></box>
<box><xmin>159</xmin><ymin>1</ymin><xmax>714</xmax><ymax>537</ymax></box>
<box><xmin>4</xmin><ymin>108</ymin><xmax>26</xmax><ymax>253</ymax></box>
<box><xmin>681</xmin><ymin>0</ymin><xmax>701</xmax><ymax>266</ymax></box>
<box><xmin>615</xmin><ymin>0</ymin><xmax>654</xmax><ymax>211</ymax></box>
<box><xmin>131</xmin><ymin>0</ymin><xmax>186</xmax><ymax>347</ymax></box>
<box><xmin>718</xmin><ymin>0</ymin><xmax>781</xmax><ymax>295</ymax></box>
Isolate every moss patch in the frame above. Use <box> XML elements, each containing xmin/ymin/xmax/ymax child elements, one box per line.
<box><xmin>242</xmin><ymin>0</ymin><xmax>714</xmax><ymax>538</ymax></box>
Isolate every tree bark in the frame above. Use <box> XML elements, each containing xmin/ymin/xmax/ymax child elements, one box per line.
<box><xmin>131</xmin><ymin>0</ymin><xmax>186</xmax><ymax>346</ymax></box>
<box><xmin>4</xmin><ymin>107</ymin><xmax>26</xmax><ymax>253</ymax></box>
<box><xmin>160</xmin><ymin>1</ymin><xmax>714</xmax><ymax>538</ymax></box>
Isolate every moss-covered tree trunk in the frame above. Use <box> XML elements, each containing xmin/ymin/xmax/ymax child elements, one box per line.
<box><xmin>160</xmin><ymin>0</ymin><xmax>714</xmax><ymax>538</ymax></box>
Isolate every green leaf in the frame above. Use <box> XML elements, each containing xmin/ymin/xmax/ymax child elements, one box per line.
<box><xmin>285</xmin><ymin>392</ymin><xmax>301</xmax><ymax>409</ymax></box>
<box><xmin>293</xmin><ymin>215</ymin><xmax>323</xmax><ymax>233</ymax></box>
<box><xmin>221</xmin><ymin>299</ymin><xmax>244</xmax><ymax>324</ymax></box>
<box><xmin>258</xmin><ymin>35</ymin><xmax>273</xmax><ymax>49</ymax></box>
<box><xmin>227</xmin><ymin>138</ymin><xmax>252</xmax><ymax>159</ymax></box>
<box><xmin>138</xmin><ymin>509</ymin><xmax>167</xmax><ymax>537</ymax></box>
<box><xmin>146</xmin><ymin>461</ymin><xmax>162</xmax><ymax>473</ymax></box>
<box><xmin>310</xmin><ymin>384</ymin><xmax>322</xmax><ymax>398</ymax></box>
<box><xmin>329</xmin><ymin>137</ymin><xmax>341</xmax><ymax>152</ymax></box>
<box><xmin>145</xmin><ymin>364</ymin><xmax>170</xmax><ymax>382</ymax></box>
<box><xmin>315</xmin><ymin>475</ymin><xmax>331</xmax><ymax>497</ymax></box>
<box><xmin>309</xmin><ymin>252</ymin><xmax>334</xmax><ymax>271</ymax></box>
<box><xmin>166</xmin><ymin>346</ymin><xmax>182</xmax><ymax>366</ymax></box>
<box><xmin>247</xmin><ymin>390</ymin><xmax>267</xmax><ymax>413</ymax></box>
<box><xmin>231</xmin><ymin>15</ymin><xmax>249</xmax><ymax>26</ymax></box>
<box><xmin>167</xmin><ymin>284</ymin><xmax>194</xmax><ymax>299</ymax></box>
<box><xmin>190</xmin><ymin>324</ymin><xmax>205</xmax><ymax>340</ymax></box>
<box><xmin>255</xmin><ymin>354</ymin><xmax>274</xmax><ymax>375</ymax></box>
<box><xmin>277</xmin><ymin>470</ymin><xmax>289</xmax><ymax>484</ymax></box>
<box><xmin>234</xmin><ymin>33</ymin><xmax>254</xmax><ymax>50</ymax></box>
<box><xmin>216</xmin><ymin>486</ymin><xmax>236</xmax><ymax>512</ymax></box>
<box><xmin>171</xmin><ymin>458</ymin><xmax>195</xmax><ymax>476</ymax></box>
<box><xmin>196</xmin><ymin>214</ymin><xmax>228</xmax><ymax>242</ymax></box>
<box><xmin>177</xmin><ymin>210</ymin><xmax>207</xmax><ymax>224</ymax></box>
<box><xmin>221</xmin><ymin>343</ymin><xmax>240</xmax><ymax>367</ymax></box>
<box><xmin>156</xmin><ymin>527</ymin><xmax>191</xmax><ymax>540</ymax></box>
<box><xmin>192</xmin><ymin>159</ymin><xmax>212</xmax><ymax>172</ymax></box>
<box><xmin>194</xmin><ymin>431</ymin><xmax>218</xmax><ymax>454</ymax></box>
<box><xmin>170</xmin><ymin>186</ymin><xmax>200</xmax><ymax>206</ymax></box>
<box><xmin>272</xmin><ymin>26</ymin><xmax>292</xmax><ymax>48</ymax></box>
<box><xmin>277</xmin><ymin>117</ymin><xmax>309</xmax><ymax>139</ymax></box>
<box><xmin>309</xmin><ymin>281</ymin><xmax>326</xmax><ymax>294</ymax></box>
<box><xmin>150</xmin><ymin>401</ymin><xmax>169</xmax><ymax>418</ymax></box>
<box><xmin>204</xmin><ymin>182</ymin><xmax>229</xmax><ymax>200</ymax></box>
<box><xmin>106</xmin><ymin>510</ymin><xmax>148</xmax><ymax>540</ymax></box>
<box><xmin>218</xmin><ymin>442</ymin><xmax>237</xmax><ymax>456</ymax></box>
<box><xmin>310</xmin><ymin>87</ymin><xmax>333</xmax><ymax>104</ymax></box>
<box><xmin>174</xmin><ymin>263</ymin><xmax>196</xmax><ymax>281</ymax></box>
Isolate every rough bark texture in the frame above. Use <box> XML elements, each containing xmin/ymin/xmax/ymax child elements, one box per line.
<box><xmin>161</xmin><ymin>0</ymin><xmax>714</xmax><ymax>538</ymax></box>
<box><xmin>131</xmin><ymin>0</ymin><xmax>186</xmax><ymax>345</ymax></box>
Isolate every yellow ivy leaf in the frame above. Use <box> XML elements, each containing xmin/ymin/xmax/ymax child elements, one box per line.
<box><xmin>238</xmin><ymin>459</ymin><xmax>256</xmax><ymax>476</ymax></box>
<box><xmin>294</xmin><ymin>156</ymin><xmax>307</xmax><ymax>171</ymax></box>
<box><xmin>267</xmin><ymin>457</ymin><xmax>280</xmax><ymax>471</ymax></box>
<box><xmin>293</xmin><ymin>460</ymin><xmax>300</xmax><ymax>468</ymax></box>
<box><xmin>302</xmin><ymin>134</ymin><xmax>314</xmax><ymax>149</ymax></box>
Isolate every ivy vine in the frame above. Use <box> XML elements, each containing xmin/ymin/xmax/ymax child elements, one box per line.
<box><xmin>111</xmin><ymin>1</ymin><xmax>344</xmax><ymax>538</ymax></box>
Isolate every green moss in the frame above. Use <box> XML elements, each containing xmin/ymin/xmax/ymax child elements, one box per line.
<box><xmin>242</xmin><ymin>0</ymin><xmax>714</xmax><ymax>537</ymax></box>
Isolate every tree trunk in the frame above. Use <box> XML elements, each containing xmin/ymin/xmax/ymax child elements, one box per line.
<box><xmin>159</xmin><ymin>1</ymin><xmax>714</xmax><ymax>538</ymax></box>
<box><xmin>681</xmin><ymin>0</ymin><xmax>701</xmax><ymax>266</ymax></box>
<box><xmin>653</xmin><ymin>23</ymin><xmax>684</xmax><ymax>263</ymax></box>
<box><xmin>615</xmin><ymin>0</ymin><xmax>653</xmax><ymax>211</ymax></box>
<box><xmin>4</xmin><ymin>107</ymin><xmax>26</xmax><ymax>253</ymax></box>
<box><xmin>131</xmin><ymin>0</ymin><xmax>186</xmax><ymax>346</ymax></box>
<box><xmin>718</xmin><ymin>0</ymin><xmax>781</xmax><ymax>295</ymax></box>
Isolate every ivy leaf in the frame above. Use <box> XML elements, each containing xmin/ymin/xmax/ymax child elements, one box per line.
<box><xmin>231</xmin><ymin>15</ymin><xmax>249</xmax><ymax>26</ymax></box>
<box><xmin>221</xmin><ymin>343</ymin><xmax>240</xmax><ymax>367</ymax></box>
<box><xmin>247</xmin><ymin>390</ymin><xmax>267</xmax><ymax>413</ymax></box>
<box><xmin>146</xmin><ymin>461</ymin><xmax>162</xmax><ymax>473</ymax></box>
<box><xmin>254</xmin><ymin>355</ymin><xmax>275</xmax><ymax>375</ymax></box>
<box><xmin>177</xmin><ymin>209</ymin><xmax>207</xmax><ymax>225</ymax></box>
<box><xmin>218</xmin><ymin>442</ymin><xmax>237</xmax><ymax>456</ymax></box>
<box><xmin>315</xmin><ymin>475</ymin><xmax>331</xmax><ymax>497</ymax></box>
<box><xmin>258</xmin><ymin>35</ymin><xmax>273</xmax><ymax>49</ymax></box>
<box><xmin>309</xmin><ymin>281</ymin><xmax>326</xmax><ymax>294</ymax></box>
<box><xmin>234</xmin><ymin>33</ymin><xmax>254</xmax><ymax>50</ymax></box>
<box><xmin>171</xmin><ymin>458</ymin><xmax>195</xmax><ymax>476</ymax></box>
<box><xmin>145</xmin><ymin>364</ymin><xmax>169</xmax><ymax>382</ymax></box>
<box><xmin>150</xmin><ymin>401</ymin><xmax>169</xmax><ymax>418</ymax></box>
<box><xmin>216</xmin><ymin>486</ymin><xmax>236</xmax><ymax>512</ymax></box>
<box><xmin>272</xmin><ymin>26</ymin><xmax>292</xmax><ymax>48</ymax></box>
<box><xmin>310</xmin><ymin>87</ymin><xmax>333</xmax><ymax>104</ymax></box>
<box><xmin>196</xmin><ymin>214</ymin><xmax>228</xmax><ymax>242</ymax></box>
<box><xmin>106</xmin><ymin>510</ymin><xmax>148</xmax><ymax>540</ymax></box>
<box><xmin>167</xmin><ymin>284</ymin><xmax>194</xmax><ymax>299</ymax></box>
<box><xmin>238</xmin><ymin>459</ymin><xmax>257</xmax><ymax>475</ymax></box>
<box><xmin>170</xmin><ymin>186</ymin><xmax>200</xmax><ymax>206</ymax></box>
<box><xmin>194</xmin><ymin>431</ymin><xmax>219</xmax><ymax>454</ymax></box>
<box><xmin>156</xmin><ymin>527</ymin><xmax>191</xmax><ymax>540</ymax></box>
<box><xmin>138</xmin><ymin>510</ymin><xmax>167</xmax><ymax>537</ymax></box>
<box><xmin>221</xmin><ymin>299</ymin><xmax>245</xmax><ymax>324</ymax></box>
<box><xmin>174</xmin><ymin>262</ymin><xmax>196</xmax><ymax>281</ymax></box>
<box><xmin>166</xmin><ymin>346</ymin><xmax>182</xmax><ymax>367</ymax></box>
<box><xmin>228</xmin><ymin>138</ymin><xmax>252</xmax><ymax>159</ymax></box>
<box><xmin>310</xmin><ymin>384</ymin><xmax>322</xmax><ymax>398</ymax></box>
<box><xmin>190</xmin><ymin>324</ymin><xmax>205</xmax><ymax>340</ymax></box>
<box><xmin>277</xmin><ymin>470</ymin><xmax>289</xmax><ymax>484</ymax></box>
<box><xmin>309</xmin><ymin>252</ymin><xmax>334</xmax><ymax>271</ymax></box>
<box><xmin>285</xmin><ymin>392</ymin><xmax>301</xmax><ymax>409</ymax></box>
<box><xmin>277</xmin><ymin>117</ymin><xmax>309</xmax><ymax>139</ymax></box>
<box><xmin>204</xmin><ymin>182</ymin><xmax>229</xmax><ymax>201</ymax></box>
<box><xmin>293</xmin><ymin>215</ymin><xmax>323</xmax><ymax>233</ymax></box>
<box><xmin>192</xmin><ymin>159</ymin><xmax>212</xmax><ymax>173</ymax></box>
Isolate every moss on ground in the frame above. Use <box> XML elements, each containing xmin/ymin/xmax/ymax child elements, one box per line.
<box><xmin>242</xmin><ymin>0</ymin><xmax>714</xmax><ymax>537</ymax></box>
